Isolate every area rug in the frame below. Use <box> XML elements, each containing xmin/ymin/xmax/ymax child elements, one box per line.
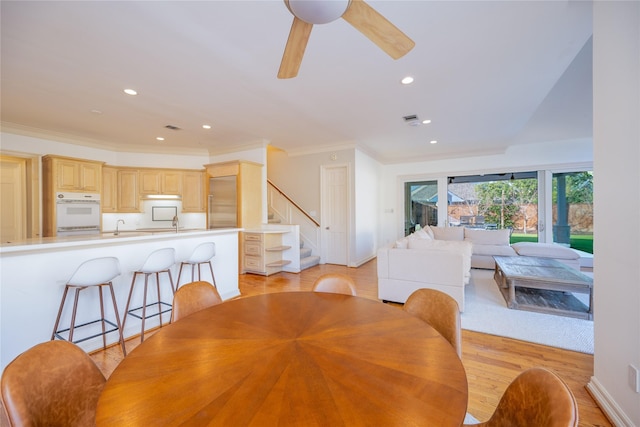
<box><xmin>461</xmin><ymin>269</ymin><xmax>594</xmax><ymax>354</ymax></box>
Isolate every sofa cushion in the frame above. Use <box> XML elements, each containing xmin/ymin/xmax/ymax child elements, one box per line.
<box><xmin>429</xmin><ymin>226</ymin><xmax>464</xmax><ymax>241</ymax></box>
<box><xmin>511</xmin><ymin>242</ymin><xmax>579</xmax><ymax>260</ymax></box>
<box><xmin>407</xmin><ymin>239</ymin><xmax>472</xmax><ymax>282</ymax></box>
<box><xmin>464</xmin><ymin>228</ymin><xmax>511</xmax><ymax>245</ymax></box>
<box><xmin>395</xmin><ymin>237</ymin><xmax>409</xmax><ymax>249</ymax></box>
<box><xmin>473</xmin><ymin>243</ymin><xmax>517</xmax><ymax>257</ymax></box>
<box><xmin>413</xmin><ymin>228</ymin><xmax>433</xmax><ymax>240</ymax></box>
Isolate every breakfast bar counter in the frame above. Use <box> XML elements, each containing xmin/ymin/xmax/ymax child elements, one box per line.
<box><xmin>0</xmin><ymin>228</ymin><xmax>241</xmax><ymax>372</ymax></box>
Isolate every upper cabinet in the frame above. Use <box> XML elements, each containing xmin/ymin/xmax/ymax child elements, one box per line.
<box><xmin>101</xmin><ymin>166</ymin><xmax>204</xmax><ymax>213</ymax></box>
<box><xmin>102</xmin><ymin>167</ymin><xmax>141</xmax><ymax>213</ymax></box>
<box><xmin>102</xmin><ymin>166</ymin><xmax>118</xmax><ymax>212</ymax></box>
<box><xmin>43</xmin><ymin>155</ymin><xmax>103</xmax><ymax>193</ymax></box>
<box><xmin>139</xmin><ymin>170</ymin><xmax>182</xmax><ymax>195</ymax></box>
<box><xmin>182</xmin><ymin>171</ymin><xmax>206</xmax><ymax>213</ymax></box>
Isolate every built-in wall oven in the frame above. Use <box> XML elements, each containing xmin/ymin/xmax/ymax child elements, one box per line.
<box><xmin>55</xmin><ymin>192</ymin><xmax>101</xmax><ymax>236</ymax></box>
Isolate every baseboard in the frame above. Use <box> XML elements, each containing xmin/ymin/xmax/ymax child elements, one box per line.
<box><xmin>350</xmin><ymin>254</ymin><xmax>376</xmax><ymax>268</ymax></box>
<box><xmin>586</xmin><ymin>376</ymin><xmax>636</xmax><ymax>426</ymax></box>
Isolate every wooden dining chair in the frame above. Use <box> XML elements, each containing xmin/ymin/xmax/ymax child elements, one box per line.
<box><xmin>311</xmin><ymin>273</ymin><xmax>357</xmax><ymax>296</ymax></box>
<box><xmin>403</xmin><ymin>288</ymin><xmax>461</xmax><ymax>357</ymax></box>
<box><xmin>463</xmin><ymin>367</ymin><xmax>579</xmax><ymax>427</ymax></box>
<box><xmin>0</xmin><ymin>340</ymin><xmax>106</xmax><ymax>427</ymax></box>
<box><xmin>171</xmin><ymin>281</ymin><xmax>222</xmax><ymax>322</ymax></box>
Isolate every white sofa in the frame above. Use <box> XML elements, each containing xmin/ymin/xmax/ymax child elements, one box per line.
<box><xmin>377</xmin><ymin>229</ymin><xmax>472</xmax><ymax>310</ymax></box>
<box><xmin>377</xmin><ymin>226</ymin><xmax>583</xmax><ymax>310</ymax></box>
<box><xmin>427</xmin><ymin>226</ymin><xmax>581</xmax><ymax>270</ymax></box>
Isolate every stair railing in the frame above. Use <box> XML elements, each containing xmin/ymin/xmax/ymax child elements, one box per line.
<box><xmin>267</xmin><ymin>180</ymin><xmax>321</xmax><ymax>258</ymax></box>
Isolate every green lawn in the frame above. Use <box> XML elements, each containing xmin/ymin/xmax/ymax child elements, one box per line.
<box><xmin>510</xmin><ymin>233</ymin><xmax>593</xmax><ymax>254</ymax></box>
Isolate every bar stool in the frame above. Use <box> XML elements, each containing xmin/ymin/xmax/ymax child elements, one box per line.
<box><xmin>51</xmin><ymin>256</ymin><xmax>127</xmax><ymax>356</ymax></box>
<box><xmin>176</xmin><ymin>242</ymin><xmax>217</xmax><ymax>288</ymax></box>
<box><xmin>122</xmin><ymin>248</ymin><xmax>176</xmax><ymax>343</ymax></box>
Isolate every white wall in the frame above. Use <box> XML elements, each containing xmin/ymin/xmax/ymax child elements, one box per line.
<box><xmin>267</xmin><ymin>146</ymin><xmax>355</xmax><ymax>222</ymax></box>
<box><xmin>378</xmin><ymin>139</ymin><xmax>593</xmax><ymax>248</ymax></box>
<box><xmin>590</xmin><ymin>2</ymin><xmax>640</xmax><ymax>425</ymax></box>
<box><xmin>353</xmin><ymin>149</ymin><xmax>379</xmax><ymax>266</ymax></box>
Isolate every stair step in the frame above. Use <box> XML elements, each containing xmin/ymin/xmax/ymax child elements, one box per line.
<box><xmin>300</xmin><ymin>247</ymin><xmax>312</xmax><ymax>259</ymax></box>
<box><xmin>300</xmin><ymin>255</ymin><xmax>320</xmax><ymax>271</ymax></box>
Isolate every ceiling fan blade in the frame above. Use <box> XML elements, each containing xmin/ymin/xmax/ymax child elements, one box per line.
<box><xmin>341</xmin><ymin>0</ymin><xmax>415</xmax><ymax>59</ymax></box>
<box><xmin>278</xmin><ymin>16</ymin><xmax>313</xmax><ymax>79</ymax></box>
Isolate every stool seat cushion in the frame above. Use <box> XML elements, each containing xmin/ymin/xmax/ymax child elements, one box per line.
<box><xmin>511</xmin><ymin>242</ymin><xmax>580</xmax><ymax>260</ymax></box>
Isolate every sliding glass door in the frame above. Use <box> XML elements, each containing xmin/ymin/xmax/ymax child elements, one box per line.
<box><xmin>552</xmin><ymin>171</ymin><xmax>593</xmax><ymax>253</ymax></box>
<box><xmin>404</xmin><ymin>180</ymin><xmax>438</xmax><ymax>236</ymax></box>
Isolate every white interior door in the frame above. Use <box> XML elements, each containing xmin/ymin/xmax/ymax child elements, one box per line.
<box><xmin>0</xmin><ymin>156</ymin><xmax>27</xmax><ymax>242</ymax></box>
<box><xmin>322</xmin><ymin>165</ymin><xmax>348</xmax><ymax>265</ymax></box>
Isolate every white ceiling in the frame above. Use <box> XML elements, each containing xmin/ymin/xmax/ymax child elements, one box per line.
<box><xmin>1</xmin><ymin>1</ymin><xmax>593</xmax><ymax>164</ymax></box>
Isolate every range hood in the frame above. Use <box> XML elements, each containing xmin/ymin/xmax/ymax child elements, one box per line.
<box><xmin>141</xmin><ymin>194</ymin><xmax>182</xmax><ymax>200</ymax></box>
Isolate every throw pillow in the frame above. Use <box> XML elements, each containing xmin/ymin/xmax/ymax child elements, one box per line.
<box><xmin>414</xmin><ymin>228</ymin><xmax>433</xmax><ymax>240</ymax></box>
<box><xmin>395</xmin><ymin>237</ymin><xmax>409</xmax><ymax>249</ymax></box>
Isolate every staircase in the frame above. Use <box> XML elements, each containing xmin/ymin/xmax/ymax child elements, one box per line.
<box><xmin>268</xmin><ymin>210</ymin><xmax>319</xmax><ymax>272</ymax></box>
<box><xmin>300</xmin><ymin>240</ymin><xmax>320</xmax><ymax>271</ymax></box>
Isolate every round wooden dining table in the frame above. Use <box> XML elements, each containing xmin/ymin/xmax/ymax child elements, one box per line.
<box><xmin>96</xmin><ymin>292</ymin><xmax>468</xmax><ymax>426</ymax></box>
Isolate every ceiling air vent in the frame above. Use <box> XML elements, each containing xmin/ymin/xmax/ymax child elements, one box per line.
<box><xmin>402</xmin><ymin>114</ymin><xmax>420</xmax><ymax>127</ymax></box>
<box><xmin>164</xmin><ymin>125</ymin><xmax>181</xmax><ymax>131</ymax></box>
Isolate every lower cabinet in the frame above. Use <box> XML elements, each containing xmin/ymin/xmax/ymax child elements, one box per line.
<box><xmin>243</xmin><ymin>231</ymin><xmax>291</xmax><ymax>276</ymax></box>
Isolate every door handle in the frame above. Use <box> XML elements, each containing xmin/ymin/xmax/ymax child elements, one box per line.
<box><xmin>325</xmin><ymin>227</ymin><xmax>330</xmax><ymax>230</ymax></box>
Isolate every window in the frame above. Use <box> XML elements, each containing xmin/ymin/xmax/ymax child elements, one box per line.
<box><xmin>404</xmin><ymin>180</ymin><xmax>438</xmax><ymax>236</ymax></box>
<box><xmin>552</xmin><ymin>171</ymin><xmax>593</xmax><ymax>253</ymax></box>
<box><xmin>447</xmin><ymin>172</ymin><xmax>538</xmax><ymax>243</ymax></box>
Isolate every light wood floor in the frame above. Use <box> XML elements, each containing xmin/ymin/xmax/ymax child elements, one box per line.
<box><xmin>2</xmin><ymin>260</ymin><xmax>611</xmax><ymax>426</ymax></box>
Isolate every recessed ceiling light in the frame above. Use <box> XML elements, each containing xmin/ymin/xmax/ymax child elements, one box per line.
<box><xmin>156</xmin><ymin>137</ymin><xmax>165</xmax><ymax>141</ymax></box>
<box><xmin>202</xmin><ymin>124</ymin><xmax>212</xmax><ymax>129</ymax></box>
<box><xmin>124</xmin><ymin>88</ymin><xmax>138</xmax><ymax>96</ymax></box>
<box><xmin>422</xmin><ymin>119</ymin><xmax>432</xmax><ymax>124</ymax></box>
<box><xmin>430</xmin><ymin>140</ymin><xmax>438</xmax><ymax>144</ymax></box>
<box><xmin>401</xmin><ymin>76</ymin><xmax>414</xmax><ymax>85</ymax></box>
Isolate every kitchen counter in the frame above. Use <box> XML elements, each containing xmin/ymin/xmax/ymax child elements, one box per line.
<box><xmin>1</xmin><ymin>228</ymin><xmax>242</xmax><ymax>372</ymax></box>
<box><xmin>0</xmin><ymin>228</ymin><xmax>226</xmax><ymax>254</ymax></box>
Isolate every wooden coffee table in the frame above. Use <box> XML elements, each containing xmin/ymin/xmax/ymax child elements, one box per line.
<box><xmin>493</xmin><ymin>256</ymin><xmax>593</xmax><ymax>320</ymax></box>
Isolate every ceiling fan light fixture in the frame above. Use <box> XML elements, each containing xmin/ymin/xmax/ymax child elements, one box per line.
<box><xmin>286</xmin><ymin>0</ymin><xmax>350</xmax><ymax>24</ymax></box>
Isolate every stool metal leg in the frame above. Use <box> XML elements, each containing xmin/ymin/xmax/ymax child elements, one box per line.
<box><xmin>98</xmin><ymin>285</ymin><xmax>107</xmax><ymax>350</ymax></box>
<box><xmin>120</xmin><ymin>272</ymin><xmax>140</xmax><ymax>338</ymax></box>
<box><xmin>51</xmin><ymin>285</ymin><xmax>70</xmax><ymax>340</ymax></box>
<box><xmin>68</xmin><ymin>287</ymin><xmax>83</xmax><ymax>344</ymax></box>
<box><xmin>207</xmin><ymin>261</ymin><xmax>216</xmax><ymax>287</ymax></box>
<box><xmin>106</xmin><ymin>282</ymin><xmax>127</xmax><ymax>356</ymax></box>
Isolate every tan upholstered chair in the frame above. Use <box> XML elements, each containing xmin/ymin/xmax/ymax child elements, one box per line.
<box><xmin>464</xmin><ymin>367</ymin><xmax>579</xmax><ymax>427</ymax></box>
<box><xmin>1</xmin><ymin>340</ymin><xmax>106</xmax><ymax>427</ymax></box>
<box><xmin>403</xmin><ymin>288</ymin><xmax>462</xmax><ymax>357</ymax></box>
<box><xmin>312</xmin><ymin>273</ymin><xmax>357</xmax><ymax>296</ymax></box>
<box><xmin>171</xmin><ymin>281</ymin><xmax>222</xmax><ymax>322</ymax></box>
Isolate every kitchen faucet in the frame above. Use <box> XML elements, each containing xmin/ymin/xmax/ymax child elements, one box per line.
<box><xmin>115</xmin><ymin>219</ymin><xmax>125</xmax><ymax>236</ymax></box>
<box><xmin>172</xmin><ymin>215</ymin><xmax>179</xmax><ymax>233</ymax></box>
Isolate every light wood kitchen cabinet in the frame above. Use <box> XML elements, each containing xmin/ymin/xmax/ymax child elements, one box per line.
<box><xmin>242</xmin><ymin>231</ymin><xmax>291</xmax><ymax>276</ymax></box>
<box><xmin>102</xmin><ymin>166</ymin><xmax>118</xmax><ymax>212</ymax></box>
<box><xmin>182</xmin><ymin>171</ymin><xmax>206</xmax><ymax>212</ymax></box>
<box><xmin>205</xmin><ymin>160</ymin><xmax>262</xmax><ymax>228</ymax></box>
<box><xmin>117</xmin><ymin>169</ymin><xmax>140</xmax><ymax>212</ymax></box>
<box><xmin>100</xmin><ymin>167</ymin><xmax>140</xmax><ymax>212</ymax></box>
<box><xmin>139</xmin><ymin>169</ymin><xmax>182</xmax><ymax>195</ymax></box>
<box><xmin>43</xmin><ymin>155</ymin><xmax>103</xmax><ymax>193</ymax></box>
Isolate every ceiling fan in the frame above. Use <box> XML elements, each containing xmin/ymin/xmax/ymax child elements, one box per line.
<box><xmin>278</xmin><ymin>0</ymin><xmax>415</xmax><ymax>79</ymax></box>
